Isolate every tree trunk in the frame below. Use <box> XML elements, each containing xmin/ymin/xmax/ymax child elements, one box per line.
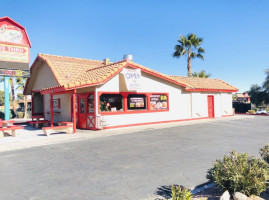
<box><xmin>24</xmin><ymin>95</ymin><xmax>28</xmax><ymax>119</ymax></box>
<box><xmin>10</xmin><ymin>77</ymin><xmax>16</xmax><ymax>111</ymax></box>
<box><xmin>187</xmin><ymin>49</ymin><xmax>192</xmax><ymax>77</ymax></box>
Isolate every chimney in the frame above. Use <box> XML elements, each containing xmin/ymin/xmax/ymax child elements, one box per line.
<box><xmin>123</xmin><ymin>54</ymin><xmax>133</xmax><ymax>61</ymax></box>
<box><xmin>103</xmin><ymin>58</ymin><xmax>109</xmax><ymax>65</ymax></box>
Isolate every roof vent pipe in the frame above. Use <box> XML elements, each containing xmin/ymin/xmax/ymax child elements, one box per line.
<box><xmin>123</xmin><ymin>54</ymin><xmax>133</xmax><ymax>61</ymax></box>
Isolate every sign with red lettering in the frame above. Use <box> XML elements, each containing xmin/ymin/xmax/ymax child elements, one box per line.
<box><xmin>0</xmin><ymin>16</ymin><xmax>31</xmax><ymax>73</ymax></box>
<box><xmin>0</xmin><ymin>43</ymin><xmax>29</xmax><ymax>63</ymax></box>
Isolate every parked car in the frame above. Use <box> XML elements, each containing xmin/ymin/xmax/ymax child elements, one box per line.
<box><xmin>256</xmin><ymin>109</ymin><xmax>268</xmax><ymax>114</ymax></box>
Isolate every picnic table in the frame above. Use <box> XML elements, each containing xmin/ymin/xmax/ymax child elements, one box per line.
<box><xmin>28</xmin><ymin>116</ymin><xmax>49</xmax><ymax>128</ymax></box>
<box><xmin>0</xmin><ymin>120</ymin><xmax>24</xmax><ymax>137</ymax></box>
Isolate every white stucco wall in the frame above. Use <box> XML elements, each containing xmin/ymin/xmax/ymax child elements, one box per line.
<box><xmin>44</xmin><ymin>94</ymin><xmax>71</xmax><ymax>123</ymax></box>
<box><xmin>96</xmin><ymin>72</ymin><xmax>192</xmax><ymax>127</ymax></box>
<box><xmin>32</xmin><ymin>63</ymin><xmax>58</xmax><ymax>91</ymax></box>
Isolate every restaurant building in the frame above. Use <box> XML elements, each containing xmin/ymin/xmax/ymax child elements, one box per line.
<box><xmin>24</xmin><ymin>54</ymin><xmax>238</xmax><ymax>131</ymax></box>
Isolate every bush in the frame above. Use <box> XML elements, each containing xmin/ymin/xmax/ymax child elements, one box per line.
<box><xmin>0</xmin><ymin>109</ymin><xmax>16</xmax><ymax>119</ymax></box>
<box><xmin>171</xmin><ymin>185</ymin><xmax>193</xmax><ymax>200</ymax></box>
<box><xmin>207</xmin><ymin>151</ymin><xmax>269</xmax><ymax>196</ymax></box>
<box><xmin>248</xmin><ymin>110</ymin><xmax>256</xmax><ymax>114</ymax></box>
<box><xmin>17</xmin><ymin>112</ymin><xmax>24</xmax><ymax>118</ymax></box>
<box><xmin>260</xmin><ymin>144</ymin><xmax>269</xmax><ymax>163</ymax></box>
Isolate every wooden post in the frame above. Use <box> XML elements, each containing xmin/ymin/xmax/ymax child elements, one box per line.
<box><xmin>50</xmin><ymin>94</ymin><xmax>53</xmax><ymax>127</ymax></box>
<box><xmin>72</xmin><ymin>90</ymin><xmax>77</xmax><ymax>133</ymax></box>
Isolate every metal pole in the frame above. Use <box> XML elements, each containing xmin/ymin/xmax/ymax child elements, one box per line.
<box><xmin>4</xmin><ymin>76</ymin><xmax>10</xmax><ymax>120</ymax></box>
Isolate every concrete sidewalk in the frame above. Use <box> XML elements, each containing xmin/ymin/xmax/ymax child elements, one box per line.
<box><xmin>0</xmin><ymin>115</ymin><xmax>254</xmax><ymax>153</ymax></box>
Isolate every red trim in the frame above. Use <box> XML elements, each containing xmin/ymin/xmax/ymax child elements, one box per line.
<box><xmin>103</xmin><ymin>117</ymin><xmax>210</xmax><ymax>129</ymax></box>
<box><xmin>221</xmin><ymin>115</ymin><xmax>233</xmax><ymax>117</ymax></box>
<box><xmin>207</xmin><ymin>95</ymin><xmax>215</xmax><ymax>118</ymax></box>
<box><xmin>72</xmin><ymin>91</ymin><xmax>77</xmax><ymax>133</ymax></box>
<box><xmin>126</xmin><ymin>63</ymin><xmax>187</xmax><ymax>88</ymax></box>
<box><xmin>97</xmin><ymin>92</ymin><xmax>169</xmax><ymax>116</ymax></box>
<box><xmin>186</xmin><ymin>88</ymin><xmax>237</xmax><ymax>92</ymax></box>
<box><xmin>40</xmin><ymin>86</ymin><xmax>67</xmax><ymax>95</ymax></box>
<box><xmin>50</xmin><ymin>94</ymin><xmax>53</xmax><ymax>127</ymax></box>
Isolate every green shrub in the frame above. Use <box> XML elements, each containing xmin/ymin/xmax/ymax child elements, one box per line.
<box><xmin>207</xmin><ymin>151</ymin><xmax>269</xmax><ymax>196</ymax></box>
<box><xmin>17</xmin><ymin>112</ymin><xmax>24</xmax><ymax>118</ymax></box>
<box><xmin>171</xmin><ymin>185</ymin><xmax>193</xmax><ymax>200</ymax></box>
<box><xmin>248</xmin><ymin>110</ymin><xmax>256</xmax><ymax>114</ymax></box>
<box><xmin>260</xmin><ymin>144</ymin><xmax>269</xmax><ymax>163</ymax></box>
<box><xmin>0</xmin><ymin>109</ymin><xmax>16</xmax><ymax>119</ymax></box>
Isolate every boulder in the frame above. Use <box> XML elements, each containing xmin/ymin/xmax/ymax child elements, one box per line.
<box><xmin>249</xmin><ymin>195</ymin><xmax>265</xmax><ymax>200</ymax></box>
<box><xmin>233</xmin><ymin>192</ymin><xmax>250</xmax><ymax>200</ymax></box>
<box><xmin>220</xmin><ymin>190</ymin><xmax>230</xmax><ymax>200</ymax></box>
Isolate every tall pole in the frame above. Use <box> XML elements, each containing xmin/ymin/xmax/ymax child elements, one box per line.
<box><xmin>4</xmin><ymin>76</ymin><xmax>10</xmax><ymax>120</ymax></box>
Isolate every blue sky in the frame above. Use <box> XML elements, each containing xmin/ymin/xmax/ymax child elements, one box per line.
<box><xmin>1</xmin><ymin>0</ymin><xmax>269</xmax><ymax>93</ymax></box>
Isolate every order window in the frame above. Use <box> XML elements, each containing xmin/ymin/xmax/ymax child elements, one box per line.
<box><xmin>150</xmin><ymin>94</ymin><xmax>168</xmax><ymax>110</ymax></box>
<box><xmin>127</xmin><ymin>94</ymin><xmax>147</xmax><ymax>110</ymax></box>
<box><xmin>99</xmin><ymin>94</ymin><xmax>123</xmax><ymax>112</ymax></box>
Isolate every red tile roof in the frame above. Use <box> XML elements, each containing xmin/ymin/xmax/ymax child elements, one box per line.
<box><xmin>24</xmin><ymin>54</ymin><xmax>238</xmax><ymax>94</ymax></box>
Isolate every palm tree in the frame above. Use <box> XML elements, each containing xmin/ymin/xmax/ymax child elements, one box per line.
<box><xmin>16</xmin><ymin>77</ymin><xmax>28</xmax><ymax>118</ymax></box>
<box><xmin>0</xmin><ymin>77</ymin><xmax>16</xmax><ymax>111</ymax></box>
<box><xmin>192</xmin><ymin>70</ymin><xmax>211</xmax><ymax>78</ymax></box>
<box><xmin>173</xmin><ymin>33</ymin><xmax>205</xmax><ymax>77</ymax></box>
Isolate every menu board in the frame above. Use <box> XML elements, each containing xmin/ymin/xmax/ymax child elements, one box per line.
<box><xmin>150</xmin><ymin>94</ymin><xmax>167</xmax><ymax>110</ymax></box>
<box><xmin>129</xmin><ymin>97</ymin><xmax>145</xmax><ymax>108</ymax></box>
<box><xmin>88</xmin><ymin>94</ymin><xmax>94</xmax><ymax>113</ymax></box>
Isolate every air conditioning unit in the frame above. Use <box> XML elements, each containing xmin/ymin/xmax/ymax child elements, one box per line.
<box><xmin>96</xmin><ymin>116</ymin><xmax>106</xmax><ymax>130</ymax></box>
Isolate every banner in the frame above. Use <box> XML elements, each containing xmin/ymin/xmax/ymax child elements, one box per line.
<box><xmin>121</xmin><ymin>68</ymin><xmax>141</xmax><ymax>91</ymax></box>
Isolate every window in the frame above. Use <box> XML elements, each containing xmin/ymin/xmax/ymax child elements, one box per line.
<box><xmin>80</xmin><ymin>99</ymin><xmax>85</xmax><ymax>113</ymax></box>
<box><xmin>100</xmin><ymin>94</ymin><xmax>123</xmax><ymax>112</ymax></box>
<box><xmin>88</xmin><ymin>94</ymin><xmax>94</xmax><ymax>113</ymax></box>
<box><xmin>127</xmin><ymin>94</ymin><xmax>146</xmax><ymax>110</ymax></box>
<box><xmin>150</xmin><ymin>94</ymin><xmax>168</xmax><ymax>110</ymax></box>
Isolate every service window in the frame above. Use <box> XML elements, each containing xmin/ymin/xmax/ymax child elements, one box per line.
<box><xmin>99</xmin><ymin>94</ymin><xmax>123</xmax><ymax>112</ymax></box>
<box><xmin>127</xmin><ymin>94</ymin><xmax>147</xmax><ymax>110</ymax></box>
<box><xmin>150</xmin><ymin>94</ymin><xmax>168</xmax><ymax>110</ymax></box>
<box><xmin>88</xmin><ymin>94</ymin><xmax>94</xmax><ymax>113</ymax></box>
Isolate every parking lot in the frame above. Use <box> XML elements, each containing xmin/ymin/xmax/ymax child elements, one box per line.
<box><xmin>0</xmin><ymin>115</ymin><xmax>268</xmax><ymax>200</ymax></box>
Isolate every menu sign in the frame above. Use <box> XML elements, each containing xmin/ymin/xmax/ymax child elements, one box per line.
<box><xmin>129</xmin><ymin>97</ymin><xmax>145</xmax><ymax>108</ymax></box>
<box><xmin>150</xmin><ymin>94</ymin><xmax>167</xmax><ymax>110</ymax></box>
<box><xmin>88</xmin><ymin>94</ymin><xmax>94</xmax><ymax>113</ymax></box>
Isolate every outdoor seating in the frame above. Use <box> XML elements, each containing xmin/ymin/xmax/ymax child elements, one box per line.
<box><xmin>0</xmin><ymin>126</ymin><xmax>24</xmax><ymax>137</ymax></box>
<box><xmin>29</xmin><ymin>120</ymin><xmax>50</xmax><ymax>128</ymax></box>
<box><xmin>58</xmin><ymin>121</ymin><xmax>74</xmax><ymax>126</ymax></box>
<box><xmin>42</xmin><ymin>125</ymin><xmax>73</xmax><ymax>136</ymax></box>
<box><xmin>0</xmin><ymin>120</ymin><xmax>24</xmax><ymax>137</ymax></box>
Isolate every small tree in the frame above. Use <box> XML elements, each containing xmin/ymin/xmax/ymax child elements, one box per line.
<box><xmin>16</xmin><ymin>77</ymin><xmax>28</xmax><ymax>118</ymax></box>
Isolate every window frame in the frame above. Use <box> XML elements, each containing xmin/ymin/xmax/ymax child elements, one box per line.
<box><xmin>98</xmin><ymin>92</ymin><xmax>169</xmax><ymax>115</ymax></box>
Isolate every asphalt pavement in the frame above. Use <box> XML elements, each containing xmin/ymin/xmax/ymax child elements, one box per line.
<box><xmin>0</xmin><ymin>116</ymin><xmax>268</xmax><ymax>200</ymax></box>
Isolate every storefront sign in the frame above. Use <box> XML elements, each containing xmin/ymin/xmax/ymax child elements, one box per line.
<box><xmin>121</xmin><ymin>68</ymin><xmax>141</xmax><ymax>91</ymax></box>
<box><xmin>128</xmin><ymin>97</ymin><xmax>145</xmax><ymax>108</ymax></box>
<box><xmin>150</xmin><ymin>94</ymin><xmax>167</xmax><ymax>110</ymax></box>
<box><xmin>0</xmin><ymin>43</ymin><xmax>29</xmax><ymax>63</ymax></box>
<box><xmin>0</xmin><ymin>69</ymin><xmax>30</xmax><ymax>77</ymax></box>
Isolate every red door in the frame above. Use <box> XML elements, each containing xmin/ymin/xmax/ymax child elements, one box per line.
<box><xmin>77</xmin><ymin>94</ymin><xmax>87</xmax><ymax>129</ymax></box>
<box><xmin>87</xmin><ymin>93</ymin><xmax>95</xmax><ymax>130</ymax></box>
<box><xmin>207</xmin><ymin>95</ymin><xmax>215</xmax><ymax>118</ymax></box>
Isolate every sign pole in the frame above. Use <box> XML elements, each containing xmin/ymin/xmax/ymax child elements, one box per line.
<box><xmin>4</xmin><ymin>76</ymin><xmax>10</xmax><ymax>120</ymax></box>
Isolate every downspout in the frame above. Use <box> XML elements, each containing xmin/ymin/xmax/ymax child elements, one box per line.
<box><xmin>190</xmin><ymin>93</ymin><xmax>193</xmax><ymax>118</ymax></box>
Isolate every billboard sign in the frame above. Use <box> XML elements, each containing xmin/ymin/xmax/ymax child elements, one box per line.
<box><xmin>0</xmin><ymin>16</ymin><xmax>31</xmax><ymax>76</ymax></box>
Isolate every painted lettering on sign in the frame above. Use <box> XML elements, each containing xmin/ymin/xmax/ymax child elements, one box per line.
<box><xmin>0</xmin><ymin>43</ymin><xmax>29</xmax><ymax>63</ymax></box>
<box><xmin>0</xmin><ymin>24</ymin><xmax>23</xmax><ymax>43</ymax></box>
<box><xmin>121</xmin><ymin>68</ymin><xmax>141</xmax><ymax>91</ymax></box>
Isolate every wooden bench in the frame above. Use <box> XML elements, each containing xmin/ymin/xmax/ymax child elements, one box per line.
<box><xmin>29</xmin><ymin>120</ymin><xmax>50</xmax><ymax>128</ymax></box>
<box><xmin>42</xmin><ymin>125</ymin><xmax>73</xmax><ymax>136</ymax></box>
<box><xmin>58</xmin><ymin>121</ymin><xmax>73</xmax><ymax>126</ymax></box>
<box><xmin>0</xmin><ymin>126</ymin><xmax>24</xmax><ymax>137</ymax></box>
